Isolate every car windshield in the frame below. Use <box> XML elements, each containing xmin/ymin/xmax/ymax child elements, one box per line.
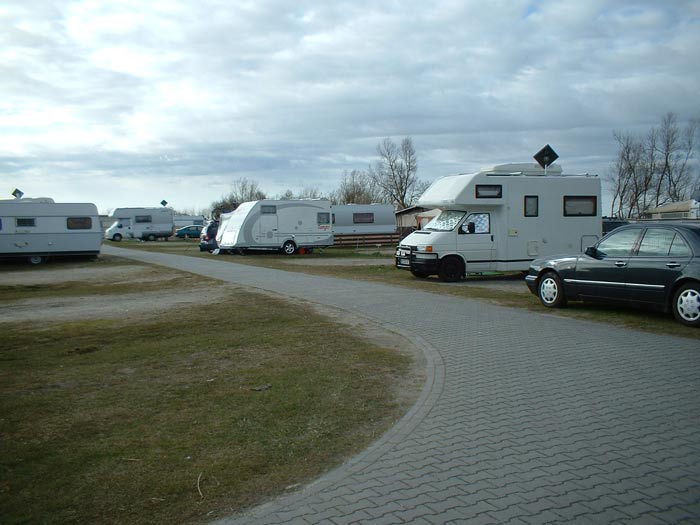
<box><xmin>424</xmin><ymin>210</ymin><xmax>466</xmax><ymax>232</ymax></box>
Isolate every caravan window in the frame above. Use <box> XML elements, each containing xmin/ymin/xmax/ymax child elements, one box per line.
<box><xmin>317</xmin><ymin>212</ymin><xmax>330</xmax><ymax>226</ymax></box>
<box><xmin>16</xmin><ymin>218</ymin><xmax>36</xmax><ymax>227</ymax></box>
<box><xmin>353</xmin><ymin>213</ymin><xmax>374</xmax><ymax>224</ymax></box>
<box><xmin>424</xmin><ymin>210</ymin><xmax>465</xmax><ymax>231</ymax></box>
<box><xmin>564</xmin><ymin>196</ymin><xmax>597</xmax><ymax>217</ymax></box>
<box><xmin>261</xmin><ymin>205</ymin><xmax>277</xmax><ymax>215</ymax></box>
<box><xmin>524</xmin><ymin>196</ymin><xmax>539</xmax><ymax>217</ymax></box>
<box><xmin>135</xmin><ymin>215</ymin><xmax>152</xmax><ymax>223</ymax></box>
<box><xmin>67</xmin><ymin>217</ymin><xmax>93</xmax><ymax>230</ymax></box>
<box><xmin>476</xmin><ymin>185</ymin><xmax>502</xmax><ymax>198</ymax></box>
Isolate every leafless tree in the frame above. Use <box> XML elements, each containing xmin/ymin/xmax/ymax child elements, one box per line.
<box><xmin>369</xmin><ymin>137</ymin><xmax>427</xmax><ymax>209</ymax></box>
<box><xmin>607</xmin><ymin>113</ymin><xmax>698</xmax><ymax>218</ymax></box>
<box><xmin>329</xmin><ymin>170</ymin><xmax>384</xmax><ymax>204</ymax></box>
<box><xmin>210</xmin><ymin>177</ymin><xmax>267</xmax><ymax>217</ymax></box>
<box><xmin>277</xmin><ymin>186</ymin><xmax>322</xmax><ymax>200</ymax></box>
<box><xmin>655</xmin><ymin>113</ymin><xmax>699</xmax><ymax>205</ymax></box>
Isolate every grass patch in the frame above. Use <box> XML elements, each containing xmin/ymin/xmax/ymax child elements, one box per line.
<box><xmin>122</xmin><ymin>240</ymin><xmax>700</xmax><ymax>340</ymax></box>
<box><xmin>0</xmin><ymin>263</ymin><xmax>415</xmax><ymax>524</ymax></box>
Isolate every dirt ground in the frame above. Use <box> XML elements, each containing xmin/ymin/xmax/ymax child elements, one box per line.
<box><xmin>0</xmin><ymin>264</ymin><xmax>237</xmax><ymax>324</ymax></box>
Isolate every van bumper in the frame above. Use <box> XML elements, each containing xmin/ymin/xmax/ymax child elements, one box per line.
<box><xmin>395</xmin><ymin>246</ymin><xmax>439</xmax><ymax>274</ymax></box>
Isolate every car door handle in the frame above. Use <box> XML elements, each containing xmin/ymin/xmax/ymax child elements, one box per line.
<box><xmin>666</xmin><ymin>262</ymin><xmax>681</xmax><ymax>268</ymax></box>
<box><xmin>614</xmin><ymin>261</ymin><xmax>627</xmax><ymax>267</ymax></box>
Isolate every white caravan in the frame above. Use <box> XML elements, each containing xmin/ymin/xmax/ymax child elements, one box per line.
<box><xmin>331</xmin><ymin>204</ymin><xmax>396</xmax><ymax>234</ymax></box>
<box><xmin>216</xmin><ymin>199</ymin><xmax>333</xmax><ymax>254</ymax></box>
<box><xmin>395</xmin><ymin>163</ymin><xmax>602</xmax><ymax>281</ymax></box>
<box><xmin>173</xmin><ymin>214</ymin><xmax>206</xmax><ymax>228</ymax></box>
<box><xmin>105</xmin><ymin>207</ymin><xmax>174</xmax><ymax>241</ymax></box>
<box><xmin>0</xmin><ymin>197</ymin><xmax>102</xmax><ymax>264</ymax></box>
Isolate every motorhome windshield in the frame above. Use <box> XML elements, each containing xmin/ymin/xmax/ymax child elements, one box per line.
<box><xmin>424</xmin><ymin>210</ymin><xmax>466</xmax><ymax>231</ymax></box>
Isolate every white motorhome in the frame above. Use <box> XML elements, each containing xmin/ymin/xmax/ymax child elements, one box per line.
<box><xmin>395</xmin><ymin>163</ymin><xmax>601</xmax><ymax>281</ymax></box>
<box><xmin>332</xmin><ymin>204</ymin><xmax>396</xmax><ymax>234</ymax></box>
<box><xmin>105</xmin><ymin>207</ymin><xmax>174</xmax><ymax>241</ymax></box>
<box><xmin>216</xmin><ymin>199</ymin><xmax>333</xmax><ymax>254</ymax></box>
<box><xmin>0</xmin><ymin>197</ymin><xmax>102</xmax><ymax>264</ymax></box>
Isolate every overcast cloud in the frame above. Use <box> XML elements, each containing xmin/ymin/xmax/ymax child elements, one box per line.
<box><xmin>2</xmin><ymin>0</ymin><xmax>699</xmax><ymax>214</ymax></box>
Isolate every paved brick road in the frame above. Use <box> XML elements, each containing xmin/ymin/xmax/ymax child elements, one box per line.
<box><xmin>103</xmin><ymin>246</ymin><xmax>700</xmax><ymax>524</ymax></box>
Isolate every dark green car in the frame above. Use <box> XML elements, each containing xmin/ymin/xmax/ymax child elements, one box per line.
<box><xmin>174</xmin><ymin>225</ymin><xmax>203</xmax><ymax>238</ymax></box>
<box><xmin>525</xmin><ymin>222</ymin><xmax>700</xmax><ymax>327</ymax></box>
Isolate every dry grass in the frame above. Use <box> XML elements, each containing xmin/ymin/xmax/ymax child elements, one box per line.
<box><xmin>0</xmin><ymin>259</ymin><xmax>419</xmax><ymax>524</ymax></box>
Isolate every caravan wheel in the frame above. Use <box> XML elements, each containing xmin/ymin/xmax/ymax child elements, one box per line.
<box><xmin>112</xmin><ymin>234</ymin><xmax>123</xmax><ymax>242</ymax></box>
<box><xmin>282</xmin><ymin>240</ymin><xmax>297</xmax><ymax>255</ymax></box>
<box><xmin>28</xmin><ymin>255</ymin><xmax>45</xmax><ymax>265</ymax></box>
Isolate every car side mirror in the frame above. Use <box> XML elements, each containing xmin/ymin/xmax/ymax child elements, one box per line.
<box><xmin>585</xmin><ymin>246</ymin><xmax>601</xmax><ymax>258</ymax></box>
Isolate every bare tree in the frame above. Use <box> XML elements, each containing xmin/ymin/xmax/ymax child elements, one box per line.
<box><xmin>210</xmin><ymin>177</ymin><xmax>267</xmax><ymax>218</ymax></box>
<box><xmin>655</xmin><ymin>113</ymin><xmax>699</xmax><ymax>204</ymax></box>
<box><xmin>607</xmin><ymin>113</ymin><xmax>698</xmax><ymax>218</ymax></box>
<box><xmin>329</xmin><ymin>170</ymin><xmax>384</xmax><ymax>204</ymax></box>
<box><xmin>369</xmin><ymin>137</ymin><xmax>426</xmax><ymax>209</ymax></box>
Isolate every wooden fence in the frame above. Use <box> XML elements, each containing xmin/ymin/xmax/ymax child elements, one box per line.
<box><xmin>332</xmin><ymin>230</ymin><xmax>412</xmax><ymax>247</ymax></box>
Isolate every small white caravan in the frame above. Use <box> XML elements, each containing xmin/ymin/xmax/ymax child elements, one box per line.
<box><xmin>0</xmin><ymin>197</ymin><xmax>102</xmax><ymax>264</ymax></box>
<box><xmin>395</xmin><ymin>163</ymin><xmax>602</xmax><ymax>281</ymax></box>
<box><xmin>216</xmin><ymin>199</ymin><xmax>333</xmax><ymax>254</ymax></box>
<box><xmin>173</xmin><ymin>214</ymin><xmax>206</xmax><ymax>228</ymax></box>
<box><xmin>331</xmin><ymin>204</ymin><xmax>396</xmax><ymax>234</ymax></box>
<box><xmin>105</xmin><ymin>207</ymin><xmax>174</xmax><ymax>241</ymax></box>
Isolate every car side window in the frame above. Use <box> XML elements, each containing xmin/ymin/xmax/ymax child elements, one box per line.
<box><xmin>596</xmin><ymin>229</ymin><xmax>640</xmax><ymax>257</ymax></box>
<box><xmin>669</xmin><ymin>234</ymin><xmax>691</xmax><ymax>257</ymax></box>
<box><xmin>637</xmin><ymin>228</ymin><xmax>675</xmax><ymax>256</ymax></box>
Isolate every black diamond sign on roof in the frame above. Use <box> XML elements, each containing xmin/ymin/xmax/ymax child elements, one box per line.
<box><xmin>160</xmin><ymin>200</ymin><xmax>168</xmax><ymax>207</ymax></box>
<box><xmin>533</xmin><ymin>144</ymin><xmax>559</xmax><ymax>169</ymax></box>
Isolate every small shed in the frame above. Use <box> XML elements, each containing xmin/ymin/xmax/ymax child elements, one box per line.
<box><xmin>646</xmin><ymin>199</ymin><xmax>700</xmax><ymax>220</ymax></box>
<box><xmin>395</xmin><ymin>206</ymin><xmax>441</xmax><ymax>233</ymax></box>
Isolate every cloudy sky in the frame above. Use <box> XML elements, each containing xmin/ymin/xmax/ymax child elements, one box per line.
<box><xmin>2</xmin><ymin>0</ymin><xmax>699</xmax><ymax>215</ymax></box>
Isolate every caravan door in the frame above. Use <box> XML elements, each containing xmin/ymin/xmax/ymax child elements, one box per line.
<box><xmin>457</xmin><ymin>212</ymin><xmax>495</xmax><ymax>272</ymax></box>
<box><xmin>257</xmin><ymin>204</ymin><xmax>279</xmax><ymax>245</ymax></box>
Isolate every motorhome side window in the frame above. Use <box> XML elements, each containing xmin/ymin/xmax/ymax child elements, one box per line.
<box><xmin>16</xmin><ymin>218</ymin><xmax>36</xmax><ymax>227</ymax></box>
<box><xmin>475</xmin><ymin>185</ymin><xmax>502</xmax><ymax>198</ymax></box>
<box><xmin>461</xmin><ymin>213</ymin><xmax>490</xmax><ymax>234</ymax></box>
<box><xmin>524</xmin><ymin>196</ymin><xmax>539</xmax><ymax>217</ymax></box>
<box><xmin>317</xmin><ymin>212</ymin><xmax>330</xmax><ymax>226</ymax></box>
<box><xmin>353</xmin><ymin>213</ymin><xmax>374</xmax><ymax>224</ymax></box>
<box><xmin>134</xmin><ymin>215</ymin><xmax>152</xmax><ymax>223</ymax></box>
<box><xmin>261</xmin><ymin>206</ymin><xmax>277</xmax><ymax>215</ymax></box>
<box><xmin>563</xmin><ymin>196</ymin><xmax>597</xmax><ymax>217</ymax></box>
<box><xmin>67</xmin><ymin>217</ymin><xmax>93</xmax><ymax>230</ymax></box>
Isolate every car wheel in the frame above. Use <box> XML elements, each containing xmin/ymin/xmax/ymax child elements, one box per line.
<box><xmin>282</xmin><ymin>240</ymin><xmax>297</xmax><ymax>255</ymax></box>
<box><xmin>112</xmin><ymin>233</ymin><xmax>122</xmax><ymax>242</ymax></box>
<box><xmin>538</xmin><ymin>271</ymin><xmax>567</xmax><ymax>308</ymax></box>
<box><xmin>437</xmin><ymin>256</ymin><xmax>463</xmax><ymax>282</ymax></box>
<box><xmin>672</xmin><ymin>282</ymin><xmax>700</xmax><ymax>327</ymax></box>
<box><xmin>410</xmin><ymin>268</ymin><xmax>430</xmax><ymax>279</ymax></box>
<box><xmin>28</xmin><ymin>255</ymin><xmax>44</xmax><ymax>265</ymax></box>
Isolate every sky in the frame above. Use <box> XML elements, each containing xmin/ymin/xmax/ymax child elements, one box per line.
<box><xmin>2</xmin><ymin>0</ymin><xmax>699</xmax><ymax>216</ymax></box>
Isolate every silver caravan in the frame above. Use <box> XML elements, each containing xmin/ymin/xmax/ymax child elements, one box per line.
<box><xmin>105</xmin><ymin>207</ymin><xmax>174</xmax><ymax>241</ymax></box>
<box><xmin>216</xmin><ymin>199</ymin><xmax>333</xmax><ymax>254</ymax></box>
<box><xmin>396</xmin><ymin>163</ymin><xmax>601</xmax><ymax>281</ymax></box>
<box><xmin>0</xmin><ymin>197</ymin><xmax>102</xmax><ymax>264</ymax></box>
<box><xmin>332</xmin><ymin>204</ymin><xmax>396</xmax><ymax>234</ymax></box>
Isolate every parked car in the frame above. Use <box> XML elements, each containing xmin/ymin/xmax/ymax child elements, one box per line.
<box><xmin>199</xmin><ymin>219</ymin><xmax>219</xmax><ymax>252</ymax></box>
<box><xmin>175</xmin><ymin>225</ymin><xmax>203</xmax><ymax>238</ymax></box>
<box><xmin>525</xmin><ymin>222</ymin><xmax>700</xmax><ymax>326</ymax></box>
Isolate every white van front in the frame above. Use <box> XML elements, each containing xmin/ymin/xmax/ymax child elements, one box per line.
<box><xmin>395</xmin><ymin>209</ymin><xmax>495</xmax><ymax>281</ymax></box>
